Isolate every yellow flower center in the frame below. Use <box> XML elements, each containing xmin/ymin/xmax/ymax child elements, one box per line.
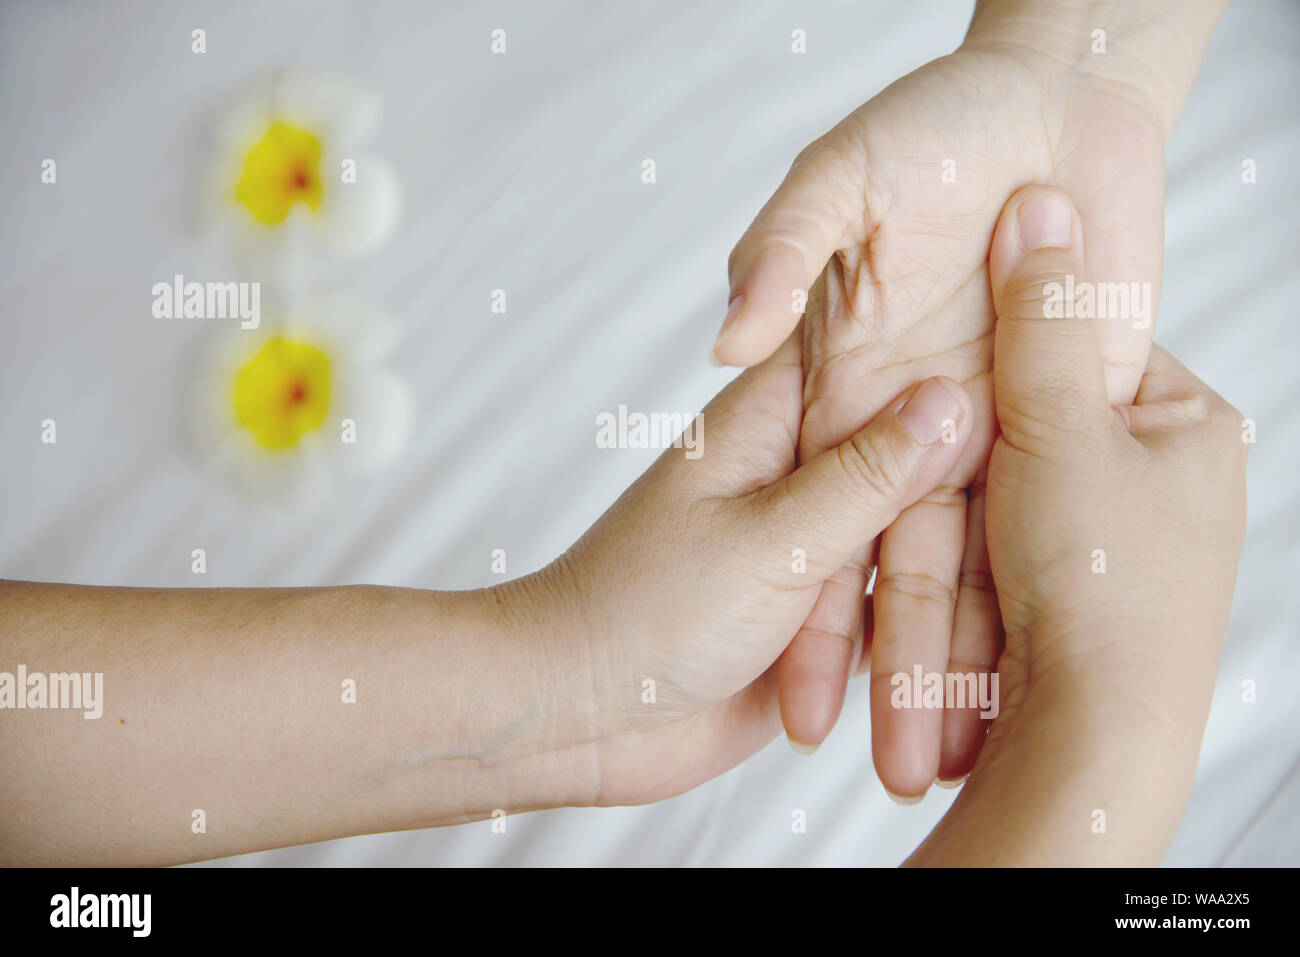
<box><xmin>235</xmin><ymin>122</ymin><xmax>324</xmax><ymax>224</ymax></box>
<box><xmin>234</xmin><ymin>338</ymin><xmax>331</xmax><ymax>450</ymax></box>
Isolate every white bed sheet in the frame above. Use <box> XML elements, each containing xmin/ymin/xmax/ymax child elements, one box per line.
<box><xmin>1</xmin><ymin>0</ymin><xmax>1296</xmax><ymax>866</ymax></box>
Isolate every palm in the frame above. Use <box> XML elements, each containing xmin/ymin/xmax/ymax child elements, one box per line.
<box><xmin>805</xmin><ymin>49</ymin><xmax>1164</xmax><ymax>455</ymax></box>
<box><xmin>783</xmin><ymin>49</ymin><xmax>1165</xmax><ymax>789</ymax></box>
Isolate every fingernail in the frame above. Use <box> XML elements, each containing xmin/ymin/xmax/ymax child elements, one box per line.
<box><xmin>710</xmin><ymin>295</ymin><xmax>745</xmax><ymax>365</ymax></box>
<box><xmin>886</xmin><ymin>789</ymin><xmax>925</xmax><ymax>806</ymax></box>
<box><xmin>935</xmin><ymin>775</ymin><xmax>969</xmax><ymax>790</ymax></box>
<box><xmin>788</xmin><ymin>736</ymin><xmax>819</xmax><ymax>756</ymax></box>
<box><xmin>1017</xmin><ymin>193</ymin><xmax>1072</xmax><ymax>250</ymax></box>
<box><xmin>897</xmin><ymin>377</ymin><xmax>963</xmax><ymax>445</ymax></box>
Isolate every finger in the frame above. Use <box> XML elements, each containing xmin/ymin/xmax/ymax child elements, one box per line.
<box><xmin>988</xmin><ymin>185</ymin><xmax>1112</xmax><ymax>459</ymax></box>
<box><xmin>747</xmin><ymin>376</ymin><xmax>972</xmax><ymax>580</ymax></box>
<box><xmin>938</xmin><ymin>479</ymin><xmax>1002</xmax><ymax>783</ymax></box>
<box><xmin>868</xmin><ymin>486</ymin><xmax>967</xmax><ymax>800</ymax></box>
<box><xmin>777</xmin><ymin>275</ymin><xmax>877</xmax><ymax>754</ymax></box>
<box><xmin>778</xmin><ymin>545</ymin><xmax>872</xmax><ymax>753</ymax></box>
<box><xmin>1119</xmin><ymin>394</ymin><xmax>1213</xmax><ymax>437</ymax></box>
<box><xmin>714</xmin><ymin>141</ymin><xmax>870</xmax><ymax>368</ymax></box>
<box><xmin>1118</xmin><ymin>344</ymin><xmax>1246</xmax><ymax>460</ymax></box>
<box><xmin>679</xmin><ymin>328</ymin><xmax>804</xmax><ymax>500</ymax></box>
<box><xmin>1108</xmin><ymin>345</ymin><xmax>1222</xmax><ymax>438</ymax></box>
<box><xmin>1133</xmin><ymin>344</ymin><xmax>1199</xmax><ymax>403</ymax></box>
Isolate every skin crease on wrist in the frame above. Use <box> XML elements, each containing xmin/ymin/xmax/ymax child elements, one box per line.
<box><xmin>963</xmin><ymin>0</ymin><xmax>1232</xmax><ymax>138</ymax></box>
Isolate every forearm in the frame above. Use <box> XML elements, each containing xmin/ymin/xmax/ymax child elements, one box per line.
<box><xmin>964</xmin><ymin>0</ymin><xmax>1229</xmax><ymax>138</ymax></box>
<box><xmin>0</xmin><ymin>576</ymin><xmax>591</xmax><ymax>865</ymax></box>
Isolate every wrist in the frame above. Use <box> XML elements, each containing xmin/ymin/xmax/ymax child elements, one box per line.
<box><xmin>1011</xmin><ymin>607</ymin><xmax>1223</xmax><ymax>759</ymax></box>
<box><xmin>960</xmin><ymin>0</ymin><xmax>1227</xmax><ymax>138</ymax></box>
<box><xmin>460</xmin><ymin>562</ymin><xmax>605</xmax><ymax>812</ymax></box>
<box><xmin>910</xmin><ymin>661</ymin><xmax>1201</xmax><ymax>866</ymax></box>
<box><xmin>359</xmin><ymin>577</ymin><xmax>600</xmax><ymax>836</ymax></box>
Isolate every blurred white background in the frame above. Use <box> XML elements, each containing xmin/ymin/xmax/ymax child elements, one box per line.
<box><xmin>1</xmin><ymin>0</ymin><xmax>1296</xmax><ymax>865</ymax></box>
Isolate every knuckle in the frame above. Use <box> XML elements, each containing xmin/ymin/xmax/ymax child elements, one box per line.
<box><xmin>1206</xmin><ymin>391</ymin><xmax>1238</xmax><ymax>427</ymax></box>
<box><xmin>998</xmin><ymin>388</ymin><xmax>1102</xmax><ymax>451</ymax></box>
<box><xmin>947</xmin><ymin>654</ymin><xmax>997</xmax><ymax>676</ymax></box>
<box><xmin>1203</xmin><ymin>394</ymin><xmax>1249</xmax><ymax>462</ymax></box>
<box><xmin>726</xmin><ymin>242</ymin><xmax>742</xmax><ymax>279</ymax></box>
<box><xmin>796</xmin><ymin>623</ymin><xmax>856</xmax><ymax>652</ymax></box>
<box><xmin>877</xmin><ymin>570</ymin><xmax>958</xmax><ymax>614</ymax></box>
<box><xmin>789</xmin><ymin>136</ymin><xmax>826</xmax><ymax>174</ymax></box>
<box><xmin>838</xmin><ymin>427</ymin><xmax>904</xmax><ymax>500</ymax></box>
<box><xmin>957</xmin><ymin>566</ymin><xmax>999</xmax><ymax>607</ymax></box>
<box><xmin>998</xmin><ymin>268</ymin><xmax>1074</xmax><ymax>319</ymax></box>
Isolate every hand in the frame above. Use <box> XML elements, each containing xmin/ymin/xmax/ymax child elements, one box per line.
<box><xmin>907</xmin><ymin>184</ymin><xmax>1247</xmax><ymax>864</ymax></box>
<box><xmin>0</xmin><ymin>363</ymin><xmax>959</xmax><ymax>863</ymax></box>
<box><xmin>986</xmin><ymin>186</ymin><xmax>1246</xmax><ymax>726</ymax></box>
<box><xmin>717</xmin><ymin>24</ymin><xmax>1173</xmax><ymax>793</ymax></box>
<box><xmin>532</xmin><ymin>335</ymin><xmax>973</xmax><ymax>806</ymax></box>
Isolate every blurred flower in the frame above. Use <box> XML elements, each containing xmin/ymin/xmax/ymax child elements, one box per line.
<box><xmin>189</xmin><ymin>296</ymin><xmax>412</xmax><ymax>504</ymax></box>
<box><xmin>205</xmin><ymin>71</ymin><xmax>401</xmax><ymax>263</ymax></box>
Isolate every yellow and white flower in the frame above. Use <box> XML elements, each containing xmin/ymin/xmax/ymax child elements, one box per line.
<box><xmin>189</xmin><ymin>297</ymin><xmax>412</xmax><ymax>504</ymax></box>
<box><xmin>205</xmin><ymin>71</ymin><xmax>401</xmax><ymax>265</ymax></box>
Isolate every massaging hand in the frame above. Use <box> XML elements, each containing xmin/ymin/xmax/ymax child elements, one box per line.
<box><xmin>905</xmin><ymin>185</ymin><xmax>1247</xmax><ymax>863</ymax></box>
<box><xmin>713</xmin><ymin>3</ymin><xmax>1219</xmax><ymax>794</ymax></box>
<box><xmin>543</xmin><ymin>339</ymin><xmax>972</xmax><ymax>805</ymax></box>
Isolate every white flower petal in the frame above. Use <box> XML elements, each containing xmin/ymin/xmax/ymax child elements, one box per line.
<box><xmin>312</xmin><ymin>152</ymin><xmax>401</xmax><ymax>257</ymax></box>
<box><xmin>275</xmin><ymin>70</ymin><xmax>381</xmax><ymax>147</ymax></box>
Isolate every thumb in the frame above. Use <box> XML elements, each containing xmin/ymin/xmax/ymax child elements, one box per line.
<box><xmin>750</xmin><ymin>376</ymin><xmax>972</xmax><ymax>580</ymax></box>
<box><xmin>713</xmin><ymin>141</ymin><xmax>868</xmax><ymax>368</ymax></box>
<box><xmin>989</xmin><ymin>185</ymin><xmax>1112</xmax><ymax>457</ymax></box>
